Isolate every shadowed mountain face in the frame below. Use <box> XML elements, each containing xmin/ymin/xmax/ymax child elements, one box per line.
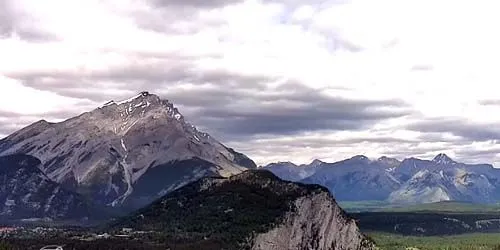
<box><xmin>111</xmin><ymin>170</ymin><xmax>375</xmax><ymax>250</ymax></box>
<box><xmin>264</xmin><ymin>156</ymin><xmax>401</xmax><ymax>201</ymax></box>
<box><xmin>0</xmin><ymin>92</ymin><xmax>256</xmax><ymax>210</ymax></box>
<box><xmin>264</xmin><ymin>154</ymin><xmax>500</xmax><ymax>204</ymax></box>
<box><xmin>0</xmin><ymin>154</ymin><xmax>102</xmax><ymax>220</ymax></box>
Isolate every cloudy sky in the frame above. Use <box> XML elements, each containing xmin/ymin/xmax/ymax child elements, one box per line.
<box><xmin>1</xmin><ymin>0</ymin><xmax>500</xmax><ymax>166</ymax></box>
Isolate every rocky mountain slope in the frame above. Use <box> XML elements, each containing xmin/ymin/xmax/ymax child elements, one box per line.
<box><xmin>111</xmin><ymin>170</ymin><xmax>375</xmax><ymax>250</ymax></box>
<box><xmin>265</xmin><ymin>155</ymin><xmax>402</xmax><ymax>201</ymax></box>
<box><xmin>302</xmin><ymin>155</ymin><xmax>402</xmax><ymax>201</ymax></box>
<box><xmin>263</xmin><ymin>154</ymin><xmax>500</xmax><ymax>204</ymax></box>
<box><xmin>0</xmin><ymin>154</ymin><xmax>101</xmax><ymax>220</ymax></box>
<box><xmin>389</xmin><ymin>154</ymin><xmax>500</xmax><ymax>203</ymax></box>
<box><xmin>0</xmin><ymin>92</ymin><xmax>256</xmax><ymax>210</ymax></box>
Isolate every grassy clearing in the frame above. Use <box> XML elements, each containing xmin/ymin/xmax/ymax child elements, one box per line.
<box><xmin>380</xmin><ymin>201</ymin><xmax>500</xmax><ymax>214</ymax></box>
<box><xmin>339</xmin><ymin>200</ymin><xmax>500</xmax><ymax>214</ymax></box>
<box><xmin>338</xmin><ymin>200</ymin><xmax>391</xmax><ymax>212</ymax></box>
<box><xmin>368</xmin><ymin>232</ymin><xmax>500</xmax><ymax>250</ymax></box>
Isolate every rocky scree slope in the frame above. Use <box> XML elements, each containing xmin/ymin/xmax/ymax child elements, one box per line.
<box><xmin>0</xmin><ymin>92</ymin><xmax>256</xmax><ymax>210</ymax></box>
<box><xmin>111</xmin><ymin>170</ymin><xmax>374</xmax><ymax>250</ymax></box>
<box><xmin>0</xmin><ymin>154</ymin><xmax>102</xmax><ymax>220</ymax></box>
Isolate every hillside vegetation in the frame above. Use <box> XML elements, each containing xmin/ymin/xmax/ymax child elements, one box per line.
<box><xmin>381</xmin><ymin>201</ymin><xmax>500</xmax><ymax>213</ymax></box>
<box><xmin>340</xmin><ymin>200</ymin><xmax>500</xmax><ymax>213</ymax></box>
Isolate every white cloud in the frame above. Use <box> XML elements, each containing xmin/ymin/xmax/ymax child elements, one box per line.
<box><xmin>0</xmin><ymin>76</ymin><xmax>90</xmax><ymax>115</ymax></box>
<box><xmin>2</xmin><ymin>0</ymin><xmax>500</xmax><ymax>165</ymax></box>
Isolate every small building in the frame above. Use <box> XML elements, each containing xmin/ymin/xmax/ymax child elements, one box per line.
<box><xmin>121</xmin><ymin>227</ymin><xmax>133</xmax><ymax>233</ymax></box>
<box><xmin>0</xmin><ymin>227</ymin><xmax>16</xmax><ymax>233</ymax></box>
<box><xmin>114</xmin><ymin>234</ymin><xmax>131</xmax><ymax>238</ymax></box>
<box><xmin>96</xmin><ymin>233</ymin><xmax>111</xmax><ymax>239</ymax></box>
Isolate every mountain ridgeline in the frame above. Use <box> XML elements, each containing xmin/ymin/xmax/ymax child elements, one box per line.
<box><xmin>111</xmin><ymin>170</ymin><xmax>375</xmax><ymax>250</ymax></box>
<box><xmin>0</xmin><ymin>91</ymin><xmax>256</xmax><ymax>211</ymax></box>
<box><xmin>263</xmin><ymin>154</ymin><xmax>500</xmax><ymax>204</ymax></box>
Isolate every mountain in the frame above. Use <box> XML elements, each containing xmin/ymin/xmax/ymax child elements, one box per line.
<box><xmin>389</xmin><ymin>154</ymin><xmax>500</xmax><ymax>203</ymax></box>
<box><xmin>111</xmin><ymin>170</ymin><xmax>375</xmax><ymax>250</ymax></box>
<box><xmin>263</xmin><ymin>156</ymin><xmax>401</xmax><ymax>201</ymax></box>
<box><xmin>264</xmin><ymin>154</ymin><xmax>500</xmax><ymax>204</ymax></box>
<box><xmin>0</xmin><ymin>91</ymin><xmax>256</xmax><ymax>210</ymax></box>
<box><xmin>302</xmin><ymin>155</ymin><xmax>401</xmax><ymax>201</ymax></box>
<box><xmin>0</xmin><ymin>154</ymin><xmax>102</xmax><ymax>220</ymax></box>
<box><xmin>261</xmin><ymin>160</ymin><xmax>319</xmax><ymax>182</ymax></box>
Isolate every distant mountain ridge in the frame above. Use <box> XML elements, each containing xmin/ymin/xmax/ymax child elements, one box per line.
<box><xmin>0</xmin><ymin>91</ymin><xmax>256</xmax><ymax>211</ymax></box>
<box><xmin>263</xmin><ymin>154</ymin><xmax>500</xmax><ymax>204</ymax></box>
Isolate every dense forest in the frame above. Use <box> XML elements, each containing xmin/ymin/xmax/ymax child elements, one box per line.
<box><xmin>353</xmin><ymin>212</ymin><xmax>500</xmax><ymax>235</ymax></box>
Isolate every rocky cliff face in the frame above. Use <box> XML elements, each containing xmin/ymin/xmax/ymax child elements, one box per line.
<box><xmin>0</xmin><ymin>91</ymin><xmax>256</xmax><ymax>210</ymax></box>
<box><xmin>252</xmin><ymin>192</ymin><xmax>373</xmax><ymax>250</ymax></box>
<box><xmin>112</xmin><ymin>170</ymin><xmax>374</xmax><ymax>250</ymax></box>
<box><xmin>0</xmin><ymin>154</ymin><xmax>101</xmax><ymax>220</ymax></box>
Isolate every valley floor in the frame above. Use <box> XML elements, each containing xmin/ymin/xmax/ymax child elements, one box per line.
<box><xmin>369</xmin><ymin>232</ymin><xmax>500</xmax><ymax>250</ymax></box>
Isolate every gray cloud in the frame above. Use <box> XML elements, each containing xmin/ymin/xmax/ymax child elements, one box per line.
<box><xmin>242</xmin><ymin>136</ymin><xmax>416</xmax><ymax>150</ymax></box>
<box><xmin>417</xmin><ymin>132</ymin><xmax>466</xmax><ymax>143</ymax></box>
<box><xmin>407</xmin><ymin>118</ymin><xmax>500</xmax><ymax>141</ymax></box>
<box><xmin>7</xmin><ymin>60</ymin><xmax>271</xmax><ymax>103</ymax></box>
<box><xmin>411</xmin><ymin>64</ymin><xmax>434</xmax><ymax>71</ymax></box>
<box><xmin>479</xmin><ymin>99</ymin><xmax>500</xmax><ymax>106</ymax></box>
<box><xmin>454</xmin><ymin>147</ymin><xmax>500</xmax><ymax>164</ymax></box>
<box><xmin>128</xmin><ymin>0</ymin><xmax>237</xmax><ymax>34</ymax></box>
<box><xmin>162</xmin><ymin>82</ymin><xmax>411</xmax><ymax>140</ymax></box>
<box><xmin>0</xmin><ymin>0</ymin><xmax>57</xmax><ymax>41</ymax></box>
<box><xmin>136</xmin><ymin>0</ymin><xmax>358</xmax><ymax>55</ymax></box>
<box><xmin>0</xmin><ymin>1</ymin><xmax>14</xmax><ymax>38</ymax></box>
<box><xmin>7</xmin><ymin>61</ymin><xmax>411</xmax><ymax>142</ymax></box>
<box><xmin>150</xmin><ymin>0</ymin><xmax>243</xmax><ymax>9</ymax></box>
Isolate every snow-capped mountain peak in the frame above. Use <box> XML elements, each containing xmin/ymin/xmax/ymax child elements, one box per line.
<box><xmin>98</xmin><ymin>91</ymin><xmax>184</xmax><ymax>121</ymax></box>
<box><xmin>432</xmin><ymin>153</ymin><xmax>456</xmax><ymax>165</ymax></box>
<box><xmin>0</xmin><ymin>91</ymin><xmax>256</xmax><ymax>211</ymax></box>
<box><xmin>100</xmin><ymin>91</ymin><xmax>151</xmax><ymax>107</ymax></box>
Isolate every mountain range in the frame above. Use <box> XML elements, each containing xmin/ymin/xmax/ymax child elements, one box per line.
<box><xmin>0</xmin><ymin>91</ymin><xmax>255</xmax><ymax>212</ymax></box>
<box><xmin>2</xmin><ymin>91</ymin><xmax>499</xmax><ymax>214</ymax></box>
<box><xmin>263</xmin><ymin>154</ymin><xmax>500</xmax><ymax>204</ymax></box>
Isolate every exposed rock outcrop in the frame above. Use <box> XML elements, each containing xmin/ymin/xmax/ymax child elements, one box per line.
<box><xmin>252</xmin><ymin>192</ymin><xmax>372</xmax><ymax>250</ymax></box>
